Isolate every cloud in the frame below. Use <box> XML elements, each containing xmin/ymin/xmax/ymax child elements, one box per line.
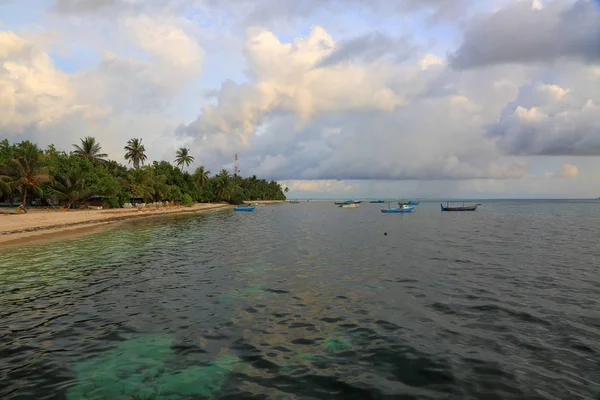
<box><xmin>178</xmin><ymin>27</ymin><xmax>406</xmax><ymax>137</ymax></box>
<box><xmin>0</xmin><ymin>31</ymin><xmax>106</xmax><ymax>134</ymax></box>
<box><xmin>555</xmin><ymin>163</ymin><xmax>579</xmax><ymax>178</ymax></box>
<box><xmin>486</xmin><ymin>69</ymin><xmax>600</xmax><ymax>156</ymax></box>
<box><xmin>202</xmin><ymin>0</ymin><xmax>472</xmax><ymax>27</ymax></box>
<box><xmin>53</xmin><ymin>0</ymin><xmax>120</xmax><ymax>14</ymax></box>
<box><xmin>317</xmin><ymin>31</ymin><xmax>413</xmax><ymax>67</ymax></box>
<box><xmin>176</xmin><ymin>26</ymin><xmax>529</xmax><ymax>181</ymax></box>
<box><xmin>450</xmin><ymin>0</ymin><xmax>600</xmax><ymax>69</ymax></box>
<box><xmin>0</xmin><ymin>11</ymin><xmax>203</xmax><ymax>162</ymax></box>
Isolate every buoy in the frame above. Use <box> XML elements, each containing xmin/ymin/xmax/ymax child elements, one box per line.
<box><xmin>384</xmin><ymin>232</ymin><xmax>387</xmax><ymax>236</ymax></box>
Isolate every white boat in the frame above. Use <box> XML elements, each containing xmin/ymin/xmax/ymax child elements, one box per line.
<box><xmin>340</xmin><ymin>203</ymin><xmax>360</xmax><ymax>208</ymax></box>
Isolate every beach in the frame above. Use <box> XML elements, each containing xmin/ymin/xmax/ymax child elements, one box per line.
<box><xmin>0</xmin><ymin>203</ymin><xmax>232</xmax><ymax>245</ymax></box>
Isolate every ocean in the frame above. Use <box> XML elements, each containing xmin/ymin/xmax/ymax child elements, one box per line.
<box><xmin>1</xmin><ymin>200</ymin><xmax>599</xmax><ymax>399</ymax></box>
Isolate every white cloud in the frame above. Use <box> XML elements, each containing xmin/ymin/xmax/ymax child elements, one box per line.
<box><xmin>176</xmin><ymin>26</ymin><xmax>530</xmax><ymax>181</ymax></box>
<box><xmin>555</xmin><ymin>163</ymin><xmax>579</xmax><ymax>178</ymax></box>
<box><xmin>0</xmin><ymin>31</ymin><xmax>105</xmax><ymax>134</ymax></box>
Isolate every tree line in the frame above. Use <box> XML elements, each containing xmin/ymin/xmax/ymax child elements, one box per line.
<box><xmin>0</xmin><ymin>137</ymin><xmax>287</xmax><ymax>208</ymax></box>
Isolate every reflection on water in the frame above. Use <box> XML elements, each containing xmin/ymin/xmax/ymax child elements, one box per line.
<box><xmin>1</xmin><ymin>201</ymin><xmax>600</xmax><ymax>399</ymax></box>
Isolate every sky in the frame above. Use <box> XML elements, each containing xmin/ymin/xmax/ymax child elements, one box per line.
<box><xmin>1</xmin><ymin>0</ymin><xmax>600</xmax><ymax>198</ymax></box>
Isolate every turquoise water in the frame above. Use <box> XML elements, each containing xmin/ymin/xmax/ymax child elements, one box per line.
<box><xmin>1</xmin><ymin>201</ymin><xmax>600</xmax><ymax>399</ymax></box>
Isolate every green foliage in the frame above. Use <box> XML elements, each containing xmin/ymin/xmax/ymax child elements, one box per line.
<box><xmin>0</xmin><ymin>139</ymin><xmax>286</xmax><ymax>208</ymax></box>
<box><xmin>181</xmin><ymin>193</ymin><xmax>194</xmax><ymax>207</ymax></box>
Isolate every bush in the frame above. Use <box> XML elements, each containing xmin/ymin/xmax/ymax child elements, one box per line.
<box><xmin>104</xmin><ymin>196</ymin><xmax>120</xmax><ymax>209</ymax></box>
<box><xmin>181</xmin><ymin>193</ymin><xmax>194</xmax><ymax>207</ymax></box>
<box><xmin>229</xmin><ymin>196</ymin><xmax>244</xmax><ymax>205</ymax></box>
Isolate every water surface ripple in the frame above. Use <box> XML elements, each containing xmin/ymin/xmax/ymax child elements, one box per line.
<box><xmin>1</xmin><ymin>200</ymin><xmax>600</xmax><ymax>399</ymax></box>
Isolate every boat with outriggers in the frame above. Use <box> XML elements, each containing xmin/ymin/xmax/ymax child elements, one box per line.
<box><xmin>440</xmin><ymin>201</ymin><xmax>479</xmax><ymax>212</ymax></box>
<box><xmin>381</xmin><ymin>203</ymin><xmax>414</xmax><ymax>213</ymax></box>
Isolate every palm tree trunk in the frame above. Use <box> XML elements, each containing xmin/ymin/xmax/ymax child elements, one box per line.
<box><xmin>22</xmin><ymin>187</ymin><xmax>27</xmax><ymax>208</ymax></box>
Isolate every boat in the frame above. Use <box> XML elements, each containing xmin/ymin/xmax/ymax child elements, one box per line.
<box><xmin>440</xmin><ymin>202</ymin><xmax>478</xmax><ymax>212</ymax></box>
<box><xmin>408</xmin><ymin>200</ymin><xmax>420</xmax><ymax>206</ymax></box>
<box><xmin>334</xmin><ymin>201</ymin><xmax>351</xmax><ymax>205</ymax></box>
<box><xmin>370</xmin><ymin>200</ymin><xmax>385</xmax><ymax>203</ymax></box>
<box><xmin>248</xmin><ymin>203</ymin><xmax>259</xmax><ymax>206</ymax></box>
<box><xmin>289</xmin><ymin>200</ymin><xmax>300</xmax><ymax>204</ymax></box>
<box><xmin>234</xmin><ymin>205</ymin><xmax>255</xmax><ymax>212</ymax></box>
<box><xmin>381</xmin><ymin>204</ymin><xmax>414</xmax><ymax>213</ymax></box>
<box><xmin>352</xmin><ymin>200</ymin><xmax>362</xmax><ymax>204</ymax></box>
<box><xmin>340</xmin><ymin>203</ymin><xmax>360</xmax><ymax>208</ymax></box>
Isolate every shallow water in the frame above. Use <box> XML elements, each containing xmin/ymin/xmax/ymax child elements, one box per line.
<box><xmin>1</xmin><ymin>200</ymin><xmax>600</xmax><ymax>399</ymax></box>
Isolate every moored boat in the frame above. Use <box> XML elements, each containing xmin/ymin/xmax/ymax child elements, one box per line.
<box><xmin>440</xmin><ymin>202</ymin><xmax>478</xmax><ymax>212</ymax></box>
<box><xmin>382</xmin><ymin>204</ymin><xmax>414</xmax><ymax>213</ymax></box>
<box><xmin>340</xmin><ymin>203</ymin><xmax>360</xmax><ymax>208</ymax></box>
<box><xmin>408</xmin><ymin>200</ymin><xmax>420</xmax><ymax>206</ymax></box>
<box><xmin>234</xmin><ymin>205</ymin><xmax>255</xmax><ymax>212</ymax></box>
<box><xmin>289</xmin><ymin>200</ymin><xmax>300</xmax><ymax>204</ymax></box>
<box><xmin>370</xmin><ymin>200</ymin><xmax>385</xmax><ymax>203</ymax></box>
<box><xmin>334</xmin><ymin>201</ymin><xmax>351</xmax><ymax>205</ymax></box>
<box><xmin>352</xmin><ymin>200</ymin><xmax>362</xmax><ymax>204</ymax></box>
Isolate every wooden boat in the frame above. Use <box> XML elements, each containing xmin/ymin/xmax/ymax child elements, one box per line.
<box><xmin>340</xmin><ymin>203</ymin><xmax>360</xmax><ymax>208</ymax></box>
<box><xmin>440</xmin><ymin>202</ymin><xmax>478</xmax><ymax>212</ymax></box>
<box><xmin>370</xmin><ymin>200</ymin><xmax>385</xmax><ymax>203</ymax></box>
<box><xmin>334</xmin><ymin>201</ymin><xmax>351</xmax><ymax>205</ymax></box>
<box><xmin>408</xmin><ymin>200</ymin><xmax>420</xmax><ymax>206</ymax></box>
<box><xmin>382</xmin><ymin>204</ymin><xmax>414</xmax><ymax>213</ymax></box>
<box><xmin>234</xmin><ymin>205</ymin><xmax>255</xmax><ymax>212</ymax></box>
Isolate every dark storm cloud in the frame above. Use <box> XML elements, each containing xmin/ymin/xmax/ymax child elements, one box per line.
<box><xmin>450</xmin><ymin>0</ymin><xmax>600</xmax><ymax>69</ymax></box>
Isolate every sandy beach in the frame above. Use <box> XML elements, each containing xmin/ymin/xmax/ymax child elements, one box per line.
<box><xmin>0</xmin><ymin>203</ymin><xmax>232</xmax><ymax>246</ymax></box>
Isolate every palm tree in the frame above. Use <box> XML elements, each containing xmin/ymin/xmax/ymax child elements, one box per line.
<box><xmin>214</xmin><ymin>174</ymin><xmax>235</xmax><ymax>202</ymax></box>
<box><xmin>217</xmin><ymin>169</ymin><xmax>230</xmax><ymax>179</ymax></box>
<box><xmin>51</xmin><ymin>169</ymin><xmax>88</xmax><ymax>209</ymax></box>
<box><xmin>0</xmin><ymin>174</ymin><xmax>11</xmax><ymax>197</ymax></box>
<box><xmin>284</xmin><ymin>187</ymin><xmax>289</xmax><ymax>193</ymax></box>
<box><xmin>193</xmin><ymin>166</ymin><xmax>210</xmax><ymax>189</ymax></box>
<box><xmin>8</xmin><ymin>143</ymin><xmax>52</xmax><ymax>207</ymax></box>
<box><xmin>72</xmin><ymin>137</ymin><xmax>108</xmax><ymax>164</ymax></box>
<box><xmin>124</xmin><ymin>138</ymin><xmax>147</xmax><ymax>169</ymax></box>
<box><xmin>148</xmin><ymin>170</ymin><xmax>169</xmax><ymax>202</ymax></box>
<box><xmin>123</xmin><ymin>168</ymin><xmax>155</xmax><ymax>201</ymax></box>
<box><xmin>174</xmin><ymin>148</ymin><xmax>194</xmax><ymax>171</ymax></box>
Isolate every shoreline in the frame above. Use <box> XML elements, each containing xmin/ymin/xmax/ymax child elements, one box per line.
<box><xmin>0</xmin><ymin>203</ymin><xmax>232</xmax><ymax>246</ymax></box>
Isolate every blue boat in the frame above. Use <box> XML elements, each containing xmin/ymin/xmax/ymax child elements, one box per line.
<box><xmin>381</xmin><ymin>204</ymin><xmax>414</xmax><ymax>213</ymax></box>
<box><xmin>370</xmin><ymin>200</ymin><xmax>385</xmax><ymax>203</ymax></box>
<box><xmin>408</xmin><ymin>200</ymin><xmax>420</xmax><ymax>206</ymax></box>
<box><xmin>352</xmin><ymin>200</ymin><xmax>362</xmax><ymax>204</ymax></box>
<box><xmin>234</xmin><ymin>205</ymin><xmax>255</xmax><ymax>212</ymax></box>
